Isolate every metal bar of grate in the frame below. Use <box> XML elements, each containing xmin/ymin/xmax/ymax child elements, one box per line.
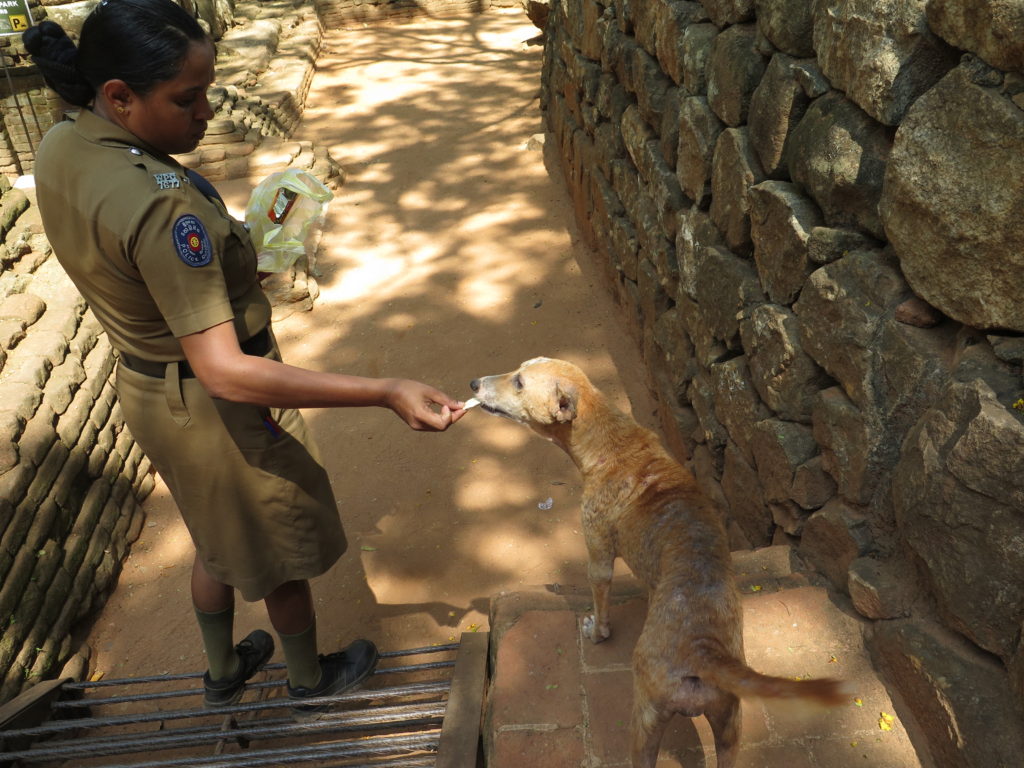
<box><xmin>3</xmin><ymin>680</ymin><xmax>452</xmax><ymax>739</ymax></box>
<box><xmin>54</xmin><ymin>731</ymin><xmax>443</xmax><ymax>768</ymax></box>
<box><xmin>2</xmin><ymin>703</ymin><xmax>447</xmax><ymax>761</ymax></box>
<box><xmin>0</xmin><ymin>635</ymin><xmax>487</xmax><ymax>767</ymax></box>
<box><xmin>57</xmin><ymin>646</ymin><xmax>459</xmax><ymax>694</ymax></box>
<box><xmin>50</xmin><ymin>659</ymin><xmax>456</xmax><ymax>710</ymax></box>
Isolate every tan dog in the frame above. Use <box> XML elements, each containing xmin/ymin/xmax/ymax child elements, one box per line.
<box><xmin>470</xmin><ymin>357</ymin><xmax>849</xmax><ymax>767</ymax></box>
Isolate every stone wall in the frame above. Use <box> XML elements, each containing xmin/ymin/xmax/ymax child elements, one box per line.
<box><xmin>316</xmin><ymin>0</ymin><xmax>519</xmax><ymax>26</ymax></box>
<box><xmin>0</xmin><ymin>178</ymin><xmax>154</xmax><ymax>703</ymax></box>
<box><xmin>541</xmin><ymin>0</ymin><xmax>1024</xmax><ymax>765</ymax></box>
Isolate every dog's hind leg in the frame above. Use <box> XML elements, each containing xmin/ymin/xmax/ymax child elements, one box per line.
<box><xmin>581</xmin><ymin>523</ymin><xmax>614</xmax><ymax>643</ymax></box>
<box><xmin>705</xmin><ymin>693</ymin><xmax>740</xmax><ymax>768</ymax></box>
<box><xmin>629</xmin><ymin>679</ymin><xmax>672</xmax><ymax>768</ymax></box>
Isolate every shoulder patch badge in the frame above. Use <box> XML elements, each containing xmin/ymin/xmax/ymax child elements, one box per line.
<box><xmin>172</xmin><ymin>214</ymin><xmax>213</xmax><ymax>267</ymax></box>
<box><xmin>154</xmin><ymin>172</ymin><xmax>181</xmax><ymax>190</ymax></box>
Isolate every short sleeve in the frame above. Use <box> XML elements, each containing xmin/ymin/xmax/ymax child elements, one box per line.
<box><xmin>127</xmin><ymin>191</ymin><xmax>235</xmax><ymax>338</ymax></box>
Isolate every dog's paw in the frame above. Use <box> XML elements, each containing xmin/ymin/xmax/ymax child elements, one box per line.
<box><xmin>582</xmin><ymin>614</ymin><xmax>611</xmax><ymax>644</ymax></box>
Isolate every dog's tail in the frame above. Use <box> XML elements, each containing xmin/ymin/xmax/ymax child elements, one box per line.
<box><xmin>697</xmin><ymin>642</ymin><xmax>851</xmax><ymax>707</ymax></box>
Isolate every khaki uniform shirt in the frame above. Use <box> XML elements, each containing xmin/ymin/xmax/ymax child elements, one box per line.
<box><xmin>34</xmin><ymin>110</ymin><xmax>346</xmax><ymax>600</ymax></box>
<box><xmin>34</xmin><ymin>109</ymin><xmax>271</xmax><ymax>361</ymax></box>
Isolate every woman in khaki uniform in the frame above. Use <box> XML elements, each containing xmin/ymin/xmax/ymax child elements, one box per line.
<box><xmin>24</xmin><ymin>0</ymin><xmax>467</xmax><ymax>716</ymax></box>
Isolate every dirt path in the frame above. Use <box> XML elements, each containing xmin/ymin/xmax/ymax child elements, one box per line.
<box><xmin>83</xmin><ymin>9</ymin><xmax>659</xmax><ymax>679</ymax></box>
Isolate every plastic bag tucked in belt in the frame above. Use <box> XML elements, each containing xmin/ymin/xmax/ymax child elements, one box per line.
<box><xmin>245</xmin><ymin>169</ymin><xmax>333</xmax><ymax>273</ymax></box>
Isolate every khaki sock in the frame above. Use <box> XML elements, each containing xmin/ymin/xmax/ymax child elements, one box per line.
<box><xmin>194</xmin><ymin>607</ymin><xmax>240</xmax><ymax>681</ymax></box>
<box><xmin>278</xmin><ymin>620</ymin><xmax>322</xmax><ymax>690</ymax></box>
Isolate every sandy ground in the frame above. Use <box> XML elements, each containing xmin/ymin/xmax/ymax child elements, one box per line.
<box><xmin>82</xmin><ymin>9</ymin><xmax>659</xmax><ymax>680</ymax></box>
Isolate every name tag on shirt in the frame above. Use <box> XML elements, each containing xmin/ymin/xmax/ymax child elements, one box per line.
<box><xmin>154</xmin><ymin>172</ymin><xmax>181</xmax><ymax>190</ymax></box>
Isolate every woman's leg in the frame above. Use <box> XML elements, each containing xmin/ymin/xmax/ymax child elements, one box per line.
<box><xmin>192</xmin><ymin>556</ymin><xmax>238</xmax><ymax>679</ymax></box>
<box><xmin>193</xmin><ymin>555</ymin><xmax>274</xmax><ymax>706</ymax></box>
<box><xmin>263</xmin><ymin>579</ymin><xmax>315</xmax><ymax>635</ymax></box>
<box><xmin>264</xmin><ymin>579</ymin><xmax>321</xmax><ymax>688</ymax></box>
<box><xmin>263</xmin><ymin>579</ymin><xmax>378</xmax><ymax>709</ymax></box>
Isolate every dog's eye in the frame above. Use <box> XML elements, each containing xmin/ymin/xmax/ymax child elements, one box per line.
<box><xmin>513</xmin><ymin>374</ymin><xmax>523</xmax><ymax>391</ymax></box>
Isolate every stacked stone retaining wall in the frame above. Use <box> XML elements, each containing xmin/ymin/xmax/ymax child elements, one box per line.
<box><xmin>0</xmin><ymin>178</ymin><xmax>154</xmax><ymax>703</ymax></box>
<box><xmin>542</xmin><ymin>0</ymin><xmax>1024</xmax><ymax>765</ymax></box>
<box><xmin>316</xmin><ymin>0</ymin><xmax>519</xmax><ymax>26</ymax></box>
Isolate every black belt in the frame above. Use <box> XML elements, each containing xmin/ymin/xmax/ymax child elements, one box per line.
<box><xmin>118</xmin><ymin>327</ymin><xmax>272</xmax><ymax>379</ymax></box>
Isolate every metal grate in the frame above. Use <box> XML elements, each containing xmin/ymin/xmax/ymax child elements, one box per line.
<box><xmin>0</xmin><ymin>633</ymin><xmax>488</xmax><ymax>768</ymax></box>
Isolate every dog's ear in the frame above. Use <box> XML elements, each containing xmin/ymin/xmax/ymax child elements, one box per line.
<box><xmin>553</xmin><ymin>381</ymin><xmax>578</xmax><ymax>423</ymax></box>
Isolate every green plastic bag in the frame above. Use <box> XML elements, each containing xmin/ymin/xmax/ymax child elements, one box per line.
<box><xmin>244</xmin><ymin>169</ymin><xmax>333</xmax><ymax>273</ymax></box>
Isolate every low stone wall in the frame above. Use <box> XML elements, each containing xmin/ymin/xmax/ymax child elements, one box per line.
<box><xmin>0</xmin><ymin>176</ymin><xmax>154</xmax><ymax>702</ymax></box>
<box><xmin>542</xmin><ymin>0</ymin><xmax>1024</xmax><ymax>764</ymax></box>
<box><xmin>316</xmin><ymin>0</ymin><xmax>520</xmax><ymax>26</ymax></box>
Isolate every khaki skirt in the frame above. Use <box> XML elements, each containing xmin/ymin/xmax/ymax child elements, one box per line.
<box><xmin>115</xmin><ymin>343</ymin><xmax>346</xmax><ymax>601</ymax></box>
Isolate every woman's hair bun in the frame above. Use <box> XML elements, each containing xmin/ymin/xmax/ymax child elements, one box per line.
<box><xmin>23</xmin><ymin>20</ymin><xmax>74</xmax><ymax>62</ymax></box>
<box><xmin>23</xmin><ymin>20</ymin><xmax>94</xmax><ymax>107</ymax></box>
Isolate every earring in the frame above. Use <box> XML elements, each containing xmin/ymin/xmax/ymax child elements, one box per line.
<box><xmin>115</xmin><ymin>105</ymin><xmax>125</xmax><ymax>114</ymax></box>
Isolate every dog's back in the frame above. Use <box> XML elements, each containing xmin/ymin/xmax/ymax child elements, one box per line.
<box><xmin>581</xmin><ymin>375</ymin><xmax>849</xmax><ymax>688</ymax></box>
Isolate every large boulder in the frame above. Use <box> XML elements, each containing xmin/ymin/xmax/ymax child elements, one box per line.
<box><xmin>794</xmin><ymin>249</ymin><xmax>908</xmax><ymax>411</ymax></box>
<box><xmin>927</xmin><ymin>0</ymin><xmax>1024</xmax><ymax>73</ymax></box>
<box><xmin>748</xmin><ymin>53</ymin><xmax>830</xmax><ymax>179</ymax></box>
<box><xmin>869</xmin><ymin>619</ymin><xmax>1024</xmax><ymax>768</ymax></box>
<box><xmin>812</xmin><ymin>0</ymin><xmax>959</xmax><ymax>126</ymax></box>
<box><xmin>675</xmin><ymin>97</ymin><xmax>724</xmax><ymax>207</ymax></box>
<box><xmin>710</xmin><ymin>356</ymin><xmax>773</xmax><ymax>466</ymax></box>
<box><xmin>701</xmin><ymin>0</ymin><xmax>754</xmax><ymax>27</ymax></box>
<box><xmin>881</xmin><ymin>62</ymin><xmax>1024</xmax><ymax>331</ymax></box>
<box><xmin>754</xmin><ymin>0</ymin><xmax>814</xmax><ymax>57</ymax></box>
<box><xmin>709</xmin><ymin>128</ymin><xmax>766</xmax><ymax>256</ymax></box>
<box><xmin>787</xmin><ymin>91</ymin><xmax>892</xmax><ymax>240</ymax></box>
<box><xmin>739</xmin><ymin>303</ymin><xmax>830</xmax><ymax>424</ymax></box>
<box><xmin>651</xmin><ymin>0</ymin><xmax>708</xmax><ymax>86</ymax></box>
<box><xmin>706</xmin><ymin>24</ymin><xmax>768</xmax><ymax>127</ymax></box>
<box><xmin>748</xmin><ymin>180</ymin><xmax>824</xmax><ymax>305</ymax></box>
<box><xmin>893</xmin><ymin>377</ymin><xmax>1024</xmax><ymax>663</ymax></box>
<box><xmin>694</xmin><ymin>244</ymin><xmax>765</xmax><ymax>350</ymax></box>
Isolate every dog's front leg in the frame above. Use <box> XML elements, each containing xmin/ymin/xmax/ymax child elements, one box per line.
<box><xmin>583</xmin><ymin>558</ymin><xmax>613</xmax><ymax>643</ymax></box>
<box><xmin>581</xmin><ymin>516</ymin><xmax>614</xmax><ymax>643</ymax></box>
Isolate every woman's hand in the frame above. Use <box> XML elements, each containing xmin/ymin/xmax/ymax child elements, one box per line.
<box><xmin>382</xmin><ymin>378</ymin><xmax>468</xmax><ymax>431</ymax></box>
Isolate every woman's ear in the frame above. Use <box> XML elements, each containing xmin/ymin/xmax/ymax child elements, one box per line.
<box><xmin>99</xmin><ymin>79</ymin><xmax>134</xmax><ymax>116</ymax></box>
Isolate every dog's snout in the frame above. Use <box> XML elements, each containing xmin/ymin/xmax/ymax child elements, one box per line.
<box><xmin>469</xmin><ymin>379</ymin><xmax>480</xmax><ymax>392</ymax></box>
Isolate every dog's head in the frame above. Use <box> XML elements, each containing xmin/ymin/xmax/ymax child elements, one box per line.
<box><xmin>469</xmin><ymin>357</ymin><xmax>591</xmax><ymax>436</ymax></box>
